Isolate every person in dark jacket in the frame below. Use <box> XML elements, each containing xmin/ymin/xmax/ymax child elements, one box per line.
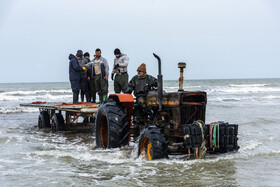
<box><xmin>79</xmin><ymin>52</ymin><xmax>90</xmax><ymax>102</ymax></box>
<box><xmin>125</xmin><ymin>63</ymin><xmax>157</xmax><ymax>108</ymax></box>
<box><xmin>69</xmin><ymin>50</ymin><xmax>86</xmax><ymax>104</ymax></box>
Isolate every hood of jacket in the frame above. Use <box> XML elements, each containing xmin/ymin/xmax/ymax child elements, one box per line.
<box><xmin>117</xmin><ymin>54</ymin><xmax>128</xmax><ymax>60</ymax></box>
<box><xmin>68</xmin><ymin>54</ymin><xmax>75</xmax><ymax>60</ymax></box>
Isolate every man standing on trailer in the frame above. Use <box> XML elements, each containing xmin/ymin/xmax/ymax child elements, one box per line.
<box><xmin>111</xmin><ymin>48</ymin><xmax>129</xmax><ymax>93</ymax></box>
<box><xmin>79</xmin><ymin>52</ymin><xmax>91</xmax><ymax>102</ymax></box>
<box><xmin>69</xmin><ymin>50</ymin><xmax>87</xmax><ymax>104</ymax></box>
<box><xmin>84</xmin><ymin>48</ymin><xmax>109</xmax><ymax>103</ymax></box>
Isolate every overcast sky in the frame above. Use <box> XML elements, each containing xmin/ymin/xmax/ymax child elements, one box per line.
<box><xmin>0</xmin><ymin>0</ymin><xmax>279</xmax><ymax>83</ymax></box>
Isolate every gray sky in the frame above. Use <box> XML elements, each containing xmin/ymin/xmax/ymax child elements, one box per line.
<box><xmin>0</xmin><ymin>0</ymin><xmax>279</xmax><ymax>83</ymax></box>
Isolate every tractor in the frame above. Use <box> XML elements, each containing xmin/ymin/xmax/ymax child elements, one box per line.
<box><xmin>95</xmin><ymin>54</ymin><xmax>239</xmax><ymax>160</ymax></box>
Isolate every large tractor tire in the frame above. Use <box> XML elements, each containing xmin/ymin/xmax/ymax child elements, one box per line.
<box><xmin>95</xmin><ymin>99</ymin><xmax>129</xmax><ymax>148</ymax></box>
<box><xmin>138</xmin><ymin>125</ymin><xmax>169</xmax><ymax>160</ymax></box>
<box><xmin>38</xmin><ymin>111</ymin><xmax>50</xmax><ymax>128</ymax></box>
<box><xmin>51</xmin><ymin>113</ymin><xmax>65</xmax><ymax>132</ymax></box>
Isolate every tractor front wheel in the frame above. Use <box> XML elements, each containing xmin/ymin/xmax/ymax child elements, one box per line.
<box><xmin>138</xmin><ymin>125</ymin><xmax>169</xmax><ymax>160</ymax></box>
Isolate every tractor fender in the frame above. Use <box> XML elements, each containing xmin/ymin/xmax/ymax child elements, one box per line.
<box><xmin>108</xmin><ymin>94</ymin><xmax>134</xmax><ymax>124</ymax></box>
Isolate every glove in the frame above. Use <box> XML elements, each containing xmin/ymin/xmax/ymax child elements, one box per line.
<box><xmin>143</xmin><ymin>84</ymin><xmax>150</xmax><ymax>92</ymax></box>
<box><xmin>82</xmin><ymin>67</ymin><xmax>87</xmax><ymax>71</ymax></box>
<box><xmin>124</xmin><ymin>88</ymin><xmax>132</xmax><ymax>94</ymax></box>
<box><xmin>111</xmin><ymin>73</ymin><xmax>115</xmax><ymax>81</ymax></box>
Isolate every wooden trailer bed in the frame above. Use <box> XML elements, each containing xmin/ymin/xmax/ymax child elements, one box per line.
<box><xmin>20</xmin><ymin>102</ymin><xmax>99</xmax><ymax>132</ymax></box>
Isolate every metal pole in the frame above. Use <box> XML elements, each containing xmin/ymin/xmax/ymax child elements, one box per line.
<box><xmin>178</xmin><ymin>62</ymin><xmax>186</xmax><ymax>91</ymax></box>
<box><xmin>153</xmin><ymin>53</ymin><xmax>163</xmax><ymax>111</ymax></box>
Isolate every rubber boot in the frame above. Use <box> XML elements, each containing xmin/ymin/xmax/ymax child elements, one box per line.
<box><xmin>97</xmin><ymin>95</ymin><xmax>103</xmax><ymax>104</ymax></box>
<box><xmin>86</xmin><ymin>92</ymin><xmax>91</xmax><ymax>102</ymax></box>
<box><xmin>91</xmin><ymin>94</ymin><xmax>96</xmax><ymax>103</ymax></box>
<box><xmin>80</xmin><ymin>91</ymin><xmax>84</xmax><ymax>102</ymax></box>
<box><xmin>104</xmin><ymin>95</ymin><xmax>108</xmax><ymax>102</ymax></box>
<box><xmin>73</xmin><ymin>92</ymin><xmax>79</xmax><ymax>104</ymax></box>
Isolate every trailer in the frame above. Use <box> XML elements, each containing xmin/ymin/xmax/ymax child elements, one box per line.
<box><xmin>20</xmin><ymin>101</ymin><xmax>99</xmax><ymax>132</ymax></box>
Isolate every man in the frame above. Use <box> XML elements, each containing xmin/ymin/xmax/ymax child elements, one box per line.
<box><xmin>125</xmin><ymin>63</ymin><xmax>157</xmax><ymax>108</ymax></box>
<box><xmin>85</xmin><ymin>48</ymin><xmax>109</xmax><ymax>103</ymax></box>
<box><xmin>69</xmin><ymin>50</ymin><xmax>86</xmax><ymax>104</ymax></box>
<box><xmin>79</xmin><ymin>52</ymin><xmax>90</xmax><ymax>102</ymax></box>
<box><xmin>111</xmin><ymin>48</ymin><xmax>129</xmax><ymax>93</ymax></box>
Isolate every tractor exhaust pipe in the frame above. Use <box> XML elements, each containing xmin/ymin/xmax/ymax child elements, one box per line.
<box><xmin>153</xmin><ymin>53</ymin><xmax>163</xmax><ymax>112</ymax></box>
<box><xmin>178</xmin><ymin>62</ymin><xmax>186</xmax><ymax>91</ymax></box>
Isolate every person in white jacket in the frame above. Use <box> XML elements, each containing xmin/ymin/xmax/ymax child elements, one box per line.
<box><xmin>111</xmin><ymin>48</ymin><xmax>129</xmax><ymax>93</ymax></box>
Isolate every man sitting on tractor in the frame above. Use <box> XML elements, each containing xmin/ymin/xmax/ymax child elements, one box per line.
<box><xmin>125</xmin><ymin>63</ymin><xmax>157</xmax><ymax>109</ymax></box>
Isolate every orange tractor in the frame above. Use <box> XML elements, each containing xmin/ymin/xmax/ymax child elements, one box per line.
<box><xmin>95</xmin><ymin>54</ymin><xmax>239</xmax><ymax>160</ymax></box>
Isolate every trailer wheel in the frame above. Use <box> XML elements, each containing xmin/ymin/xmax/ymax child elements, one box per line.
<box><xmin>51</xmin><ymin>113</ymin><xmax>65</xmax><ymax>132</ymax></box>
<box><xmin>138</xmin><ymin>125</ymin><xmax>169</xmax><ymax>160</ymax></box>
<box><xmin>38</xmin><ymin>111</ymin><xmax>50</xmax><ymax>128</ymax></box>
<box><xmin>95</xmin><ymin>99</ymin><xmax>129</xmax><ymax>148</ymax></box>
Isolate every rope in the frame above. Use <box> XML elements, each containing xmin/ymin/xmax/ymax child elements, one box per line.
<box><xmin>195</xmin><ymin>120</ymin><xmax>205</xmax><ymax>142</ymax></box>
<box><xmin>193</xmin><ymin>120</ymin><xmax>207</xmax><ymax>159</ymax></box>
<box><xmin>210</xmin><ymin>122</ymin><xmax>220</xmax><ymax>151</ymax></box>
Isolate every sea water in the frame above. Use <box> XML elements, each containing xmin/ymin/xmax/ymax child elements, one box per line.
<box><xmin>0</xmin><ymin>79</ymin><xmax>280</xmax><ymax>186</ymax></box>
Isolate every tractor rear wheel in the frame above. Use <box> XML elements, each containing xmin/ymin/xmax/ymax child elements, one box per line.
<box><xmin>38</xmin><ymin>111</ymin><xmax>50</xmax><ymax>128</ymax></box>
<box><xmin>138</xmin><ymin>125</ymin><xmax>169</xmax><ymax>160</ymax></box>
<box><xmin>95</xmin><ymin>99</ymin><xmax>129</xmax><ymax>148</ymax></box>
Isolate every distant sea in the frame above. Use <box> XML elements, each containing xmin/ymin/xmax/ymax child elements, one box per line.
<box><xmin>0</xmin><ymin>78</ymin><xmax>280</xmax><ymax>186</ymax></box>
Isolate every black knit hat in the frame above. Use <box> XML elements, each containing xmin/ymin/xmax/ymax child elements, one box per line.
<box><xmin>84</xmin><ymin>52</ymin><xmax>90</xmax><ymax>57</ymax></box>
<box><xmin>114</xmin><ymin>48</ymin><xmax>121</xmax><ymax>55</ymax></box>
<box><xmin>76</xmin><ymin>50</ymin><xmax>83</xmax><ymax>58</ymax></box>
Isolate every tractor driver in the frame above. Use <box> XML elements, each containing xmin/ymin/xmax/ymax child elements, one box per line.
<box><xmin>125</xmin><ymin>63</ymin><xmax>157</xmax><ymax>108</ymax></box>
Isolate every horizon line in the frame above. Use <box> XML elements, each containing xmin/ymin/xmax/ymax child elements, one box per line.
<box><xmin>0</xmin><ymin>77</ymin><xmax>279</xmax><ymax>84</ymax></box>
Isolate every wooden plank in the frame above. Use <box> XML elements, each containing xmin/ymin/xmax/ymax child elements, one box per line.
<box><xmin>80</xmin><ymin>108</ymin><xmax>98</xmax><ymax>113</ymax></box>
<box><xmin>20</xmin><ymin>102</ymin><xmax>99</xmax><ymax>114</ymax></box>
<box><xmin>20</xmin><ymin>102</ymin><xmax>58</xmax><ymax>109</ymax></box>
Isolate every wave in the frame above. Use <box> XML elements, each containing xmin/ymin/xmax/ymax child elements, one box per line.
<box><xmin>163</xmin><ymin>85</ymin><xmax>202</xmax><ymax>91</ymax></box>
<box><xmin>221</xmin><ymin>98</ymin><xmax>241</xmax><ymax>102</ymax></box>
<box><xmin>0</xmin><ymin>107</ymin><xmax>38</xmax><ymax>114</ymax></box>
<box><xmin>207</xmin><ymin>86</ymin><xmax>280</xmax><ymax>94</ymax></box>
<box><xmin>240</xmin><ymin>140</ymin><xmax>263</xmax><ymax>151</ymax></box>
<box><xmin>25</xmin><ymin>140</ymin><xmax>280</xmax><ymax>166</ymax></box>
<box><xmin>263</xmin><ymin>95</ymin><xmax>280</xmax><ymax>99</ymax></box>
<box><xmin>0</xmin><ymin>93</ymin><xmax>72</xmax><ymax>101</ymax></box>
<box><xmin>0</xmin><ymin>89</ymin><xmax>72</xmax><ymax>101</ymax></box>
<box><xmin>0</xmin><ymin>89</ymin><xmax>71</xmax><ymax>95</ymax></box>
<box><xmin>229</xmin><ymin>84</ymin><xmax>268</xmax><ymax>87</ymax></box>
<box><xmin>208</xmin><ymin>96</ymin><xmax>242</xmax><ymax>102</ymax></box>
<box><xmin>208</xmin><ymin>95</ymin><xmax>280</xmax><ymax>102</ymax></box>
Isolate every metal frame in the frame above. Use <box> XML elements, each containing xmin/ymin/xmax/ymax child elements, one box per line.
<box><xmin>20</xmin><ymin>102</ymin><xmax>98</xmax><ymax>131</ymax></box>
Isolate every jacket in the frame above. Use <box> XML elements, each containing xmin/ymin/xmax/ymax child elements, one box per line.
<box><xmin>112</xmin><ymin>54</ymin><xmax>129</xmax><ymax>74</ymax></box>
<box><xmin>84</xmin><ymin>56</ymin><xmax>109</xmax><ymax>79</ymax></box>
<box><xmin>127</xmin><ymin>74</ymin><xmax>157</xmax><ymax>98</ymax></box>
<box><xmin>79</xmin><ymin>58</ymin><xmax>90</xmax><ymax>79</ymax></box>
<box><xmin>69</xmin><ymin>54</ymin><xmax>83</xmax><ymax>81</ymax></box>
